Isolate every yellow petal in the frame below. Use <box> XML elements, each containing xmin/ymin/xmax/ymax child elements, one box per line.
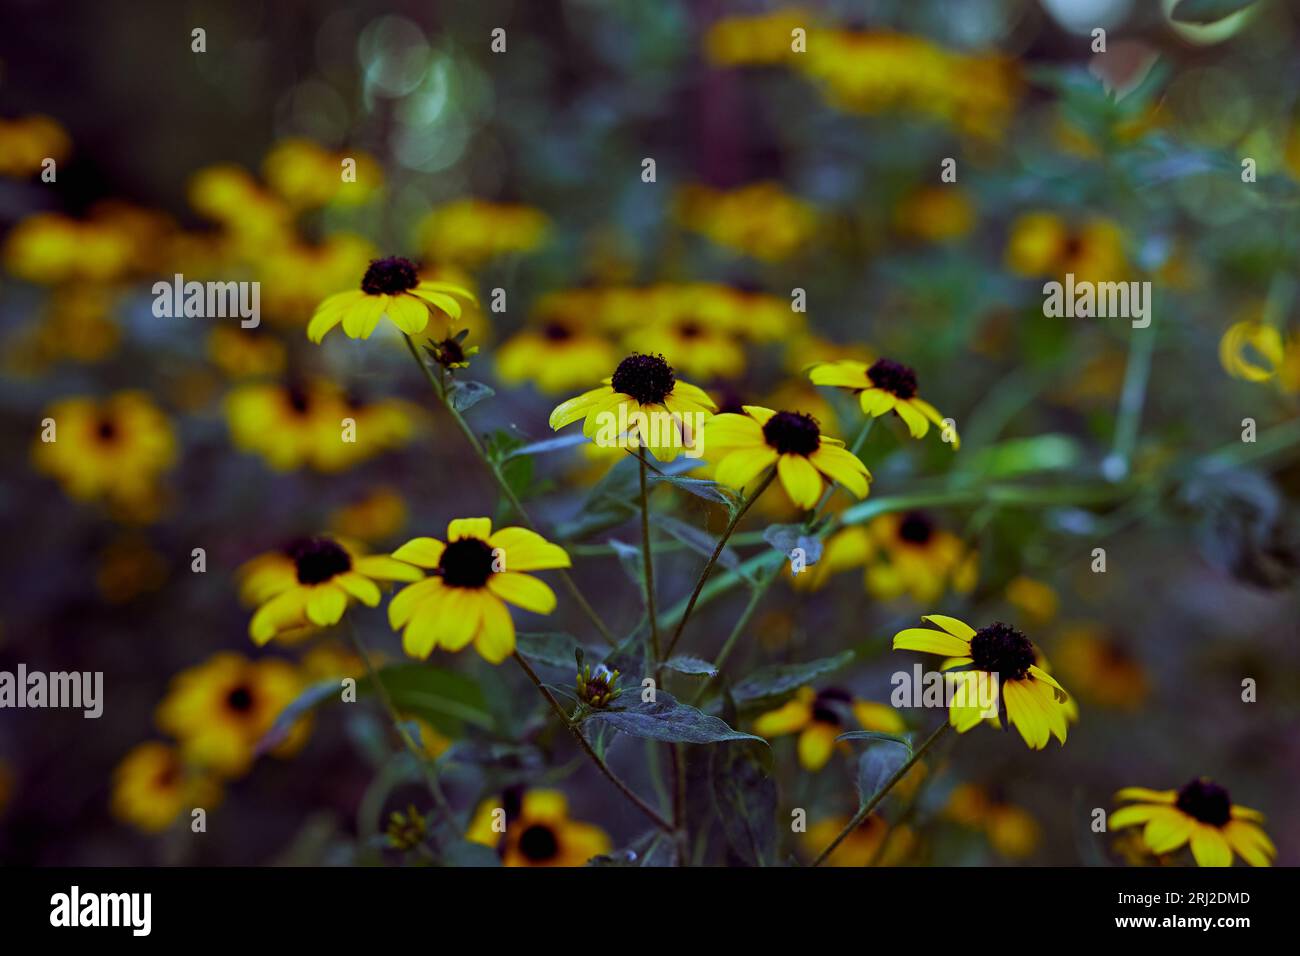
<box><xmin>753</xmin><ymin>697</ymin><xmax>812</xmax><ymax>737</ymax></box>
<box><xmin>921</xmin><ymin>614</ymin><xmax>977</xmax><ymax>639</ymax></box>
<box><xmin>447</xmin><ymin>517</ymin><xmax>492</xmax><ymax>541</ymax></box>
<box><xmin>777</xmin><ymin>454</ymin><xmax>823</xmax><ymax>510</ymax></box>
<box><xmin>386</xmin><ymin>295</ymin><xmax>430</xmax><ymax>334</ymax></box>
<box><xmin>249</xmin><ymin>589</ymin><xmax>307</xmax><ymax>645</ymax></box>
<box><xmin>1189</xmin><ymin>826</ymin><xmax>1233</xmax><ymax>867</ymax></box>
<box><xmin>714</xmin><ymin>447</ymin><xmax>778</xmax><ymax>490</ymax></box>
<box><xmin>305</xmin><ymin>584</ymin><xmax>349</xmax><ymax>626</ymax></box>
<box><xmin>797</xmin><ymin>723</ymin><xmax>838</xmax><ymax>771</ymax></box>
<box><xmin>388</xmin><ymin>578</ymin><xmax>443</xmax><ymax>629</ymax></box>
<box><xmin>487</xmin><ymin>527</ymin><xmax>571</xmax><ymax>571</ymax></box>
<box><xmin>474</xmin><ymin>594</ymin><xmax>516</xmax><ymax>664</ymax></box>
<box><xmin>549</xmin><ymin>386</ymin><xmax>613</xmax><ymax>430</ymax></box>
<box><xmin>342</xmin><ymin>295</ymin><xmax>388</xmax><ymax>338</ymax></box>
<box><xmin>894</xmin><ymin>400</ymin><xmax>929</xmax><ymax>439</ymax></box>
<box><xmin>892</xmin><ymin>627</ymin><xmax>971</xmax><ymax>657</ymax></box>
<box><xmin>810</xmin><ymin>444</ymin><xmax>870</xmax><ymax>498</ymax></box>
<box><xmin>391</xmin><ymin>537</ymin><xmax>446</xmax><ymax>569</ymax></box>
<box><xmin>487</xmin><ymin>572</ymin><xmax>556</xmax><ymax>613</ymax></box>
<box><xmin>337</xmin><ymin>572</ymin><xmax>382</xmax><ymax>606</ymax></box>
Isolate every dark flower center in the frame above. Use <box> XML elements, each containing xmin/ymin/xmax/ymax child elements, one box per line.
<box><xmin>1175</xmin><ymin>779</ymin><xmax>1231</xmax><ymax>827</ymax></box>
<box><xmin>288</xmin><ymin>537</ymin><xmax>352</xmax><ymax>584</ymax></box>
<box><xmin>95</xmin><ymin>418</ymin><xmax>118</xmax><ymax>442</ymax></box>
<box><xmin>226</xmin><ymin>686</ymin><xmax>254</xmax><ymax>713</ymax></box>
<box><xmin>897</xmin><ymin>510</ymin><xmax>935</xmax><ymax>544</ymax></box>
<box><xmin>518</xmin><ymin>824</ymin><xmax>560</xmax><ymax>862</ymax></box>
<box><xmin>436</xmin><ymin>337</ymin><xmax>466</xmax><ymax>364</ymax></box>
<box><xmin>361</xmin><ymin>256</ymin><xmax>420</xmax><ymax>295</ymax></box>
<box><xmin>812</xmin><ymin>687</ymin><xmax>850</xmax><ymax>725</ymax></box>
<box><xmin>542</xmin><ymin>322</ymin><xmax>573</xmax><ymax>342</ymax></box>
<box><xmin>286</xmin><ymin>385</ymin><xmax>312</xmax><ymax>415</ymax></box>
<box><xmin>969</xmin><ymin>622</ymin><xmax>1035</xmax><ymax>681</ymax></box>
<box><xmin>866</xmin><ymin>358</ymin><xmax>918</xmax><ymax>399</ymax></box>
<box><xmin>762</xmin><ymin>411</ymin><xmax>821</xmax><ymax>456</ymax></box>
<box><xmin>678</xmin><ymin>321</ymin><xmax>703</xmax><ymax>340</ymax></box>
<box><xmin>438</xmin><ymin>537</ymin><xmax>496</xmax><ymax>588</ymax></box>
<box><xmin>610</xmin><ymin>353</ymin><xmax>676</xmax><ymax>406</ymax></box>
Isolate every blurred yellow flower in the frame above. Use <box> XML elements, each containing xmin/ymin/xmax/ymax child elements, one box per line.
<box><xmin>703</xmin><ymin>8</ymin><xmax>811</xmax><ymax>67</ymax></box>
<box><xmin>865</xmin><ymin>511</ymin><xmax>978</xmax><ymax>603</ymax></box>
<box><xmin>418</xmin><ymin>199</ymin><xmax>549</xmax><ymax>269</ymax></box>
<box><xmin>495</xmin><ymin>289</ymin><xmax>619</xmax><ymax>394</ymax></box>
<box><xmin>754</xmin><ymin>686</ymin><xmax>904</xmax><ymax>771</ymax></box>
<box><xmin>945</xmin><ymin>783</ymin><xmax>1041</xmax><ymax>859</ymax></box>
<box><xmin>676</xmin><ymin>182</ymin><xmax>816</xmax><ymax>261</ymax></box>
<box><xmin>0</xmin><ymin>114</ymin><xmax>70</xmax><ymax>177</ymax></box>
<box><xmin>262</xmin><ymin>139</ymin><xmax>382</xmax><ymax>209</ymax></box>
<box><xmin>329</xmin><ymin>487</ymin><xmax>409</xmax><ymax>543</ymax></box>
<box><xmin>1110</xmin><ymin>780</ymin><xmax>1274</xmax><ymax>867</ymax></box>
<box><xmin>893</xmin><ymin>186</ymin><xmax>975</xmax><ymax>243</ymax></box>
<box><xmin>467</xmin><ymin>789</ymin><xmax>610</xmax><ymax>866</ymax></box>
<box><xmin>155</xmin><ymin>652</ymin><xmax>310</xmax><ymax>778</ymax></box>
<box><xmin>801</xmin><ymin>813</ymin><xmax>916</xmax><ymax>866</ymax></box>
<box><xmin>1004</xmin><ymin>575</ymin><xmax>1058</xmax><ymax>627</ymax></box>
<box><xmin>206</xmin><ymin>326</ymin><xmax>286</xmax><ymax>379</ymax></box>
<box><xmin>110</xmin><ymin>742</ymin><xmax>221</xmax><ymax>834</ymax></box>
<box><xmin>3</xmin><ymin>212</ymin><xmax>135</xmax><ymax>284</ymax></box>
<box><xmin>1005</xmin><ymin>212</ymin><xmax>1127</xmax><ymax>285</ymax></box>
<box><xmin>32</xmin><ymin>391</ymin><xmax>176</xmax><ymax>515</ymax></box>
<box><xmin>1053</xmin><ymin>624</ymin><xmax>1148</xmax><ymax>710</ymax></box>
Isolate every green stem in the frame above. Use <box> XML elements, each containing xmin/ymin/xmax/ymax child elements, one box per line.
<box><xmin>661</xmin><ymin>469</ymin><xmax>775</xmax><ymax>663</ymax></box>
<box><xmin>689</xmin><ymin>568</ymin><xmax>779</xmax><ymax>707</ymax></box>
<box><xmin>345</xmin><ymin>621</ymin><xmax>455</xmax><ymax>824</ymax></box>
<box><xmin>638</xmin><ymin>451</ymin><xmax>661</xmax><ymax>659</ymax></box>
<box><xmin>402</xmin><ymin>334</ymin><xmax>615</xmax><ymax>645</ymax></box>
<box><xmin>1107</xmin><ymin>315</ymin><xmax>1157</xmax><ymax>479</ymax></box>
<box><xmin>810</xmin><ymin>721</ymin><xmax>952</xmax><ymax>868</ymax></box>
<box><xmin>512</xmin><ymin>652</ymin><xmax>673</xmax><ymax>833</ymax></box>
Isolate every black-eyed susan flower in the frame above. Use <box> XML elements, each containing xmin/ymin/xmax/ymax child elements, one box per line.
<box><xmin>810</xmin><ymin>358</ymin><xmax>958</xmax><ymax>448</ymax></box>
<box><xmin>224</xmin><ymin>378</ymin><xmax>338</xmax><ymax>472</ymax></box>
<box><xmin>547</xmin><ymin>353</ymin><xmax>717</xmax><ymax>462</ymax></box>
<box><xmin>1054</xmin><ymin>624</ymin><xmax>1148</xmax><ymax>710</ymax></box>
<box><xmin>418</xmin><ymin>199</ymin><xmax>549</xmax><ymax>268</ymax></box>
<box><xmin>1110</xmin><ymin>780</ymin><xmax>1275</xmax><ymax>867</ymax></box>
<box><xmin>495</xmin><ymin>290</ymin><xmax>618</xmax><ymax>393</ymax></box>
<box><xmin>110</xmin><ymin>742</ymin><xmax>221</xmax><ymax>834</ymax></box>
<box><xmin>754</xmin><ymin>686</ymin><xmax>905</xmax><ymax>771</ymax></box>
<box><xmin>622</xmin><ymin>287</ymin><xmax>748</xmax><ymax>380</ymax></box>
<box><xmin>306</xmin><ymin>256</ymin><xmax>477</xmax><ymax>343</ymax></box>
<box><xmin>892</xmin><ymin>616</ymin><xmax>1072</xmax><ymax>750</ymax></box>
<box><xmin>801</xmin><ymin>814</ymin><xmax>916</xmax><ymax>867</ymax></box>
<box><xmin>245</xmin><ymin>536</ymin><xmax>421</xmax><ymax>645</ymax></box>
<box><xmin>467</xmin><ymin>788</ymin><xmax>611</xmax><ymax>867</ymax></box>
<box><xmin>387</xmin><ymin>518</ymin><xmax>571</xmax><ymax>664</ymax></box>
<box><xmin>155</xmin><ymin>653</ymin><xmax>309</xmax><ymax>778</ymax></box>
<box><xmin>32</xmin><ymin>392</ymin><xmax>176</xmax><ymax>514</ymax></box>
<box><xmin>1004</xmin><ymin>212</ymin><xmax>1126</xmax><ymax>285</ymax></box>
<box><xmin>704</xmin><ymin>405</ymin><xmax>870</xmax><ymax>509</ymax></box>
<box><xmin>864</xmin><ymin>510</ymin><xmax>978</xmax><ymax>603</ymax></box>
<box><xmin>945</xmin><ymin>783</ymin><xmax>1041</xmax><ymax>859</ymax></box>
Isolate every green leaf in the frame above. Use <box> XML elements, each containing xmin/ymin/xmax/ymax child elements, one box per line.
<box><xmin>657</xmin><ymin>515</ymin><xmax>741</xmax><ymax>573</ymax></box>
<box><xmin>856</xmin><ymin>742</ymin><xmax>909</xmax><ymax>808</ymax></box>
<box><xmin>710</xmin><ymin>742</ymin><xmax>778</xmax><ymax>866</ymax></box>
<box><xmin>581</xmin><ymin>691</ymin><xmax>766</xmax><ymax>744</ymax></box>
<box><xmin>516</xmin><ymin>631</ymin><xmax>587</xmax><ymax>670</ymax></box>
<box><xmin>448</xmin><ymin>379</ymin><xmax>494</xmax><ymax>412</ymax></box>
<box><xmin>606</xmin><ymin>538</ymin><xmax>646</xmax><ymax>603</ymax></box>
<box><xmin>835</xmin><ymin>730</ymin><xmax>914</xmax><ymax>754</ymax></box>
<box><xmin>367</xmin><ymin>663</ymin><xmax>494</xmax><ymax>735</ymax></box>
<box><xmin>662</xmin><ymin>655</ymin><xmax>718</xmax><ymax>677</ymax></box>
<box><xmin>732</xmin><ymin>651</ymin><xmax>854</xmax><ymax>706</ymax></box>
<box><xmin>1171</xmin><ymin>0</ymin><xmax>1257</xmax><ymax>24</ymax></box>
<box><xmin>964</xmin><ymin>434</ymin><xmax>1082</xmax><ymax>477</ymax></box>
<box><xmin>649</xmin><ymin>474</ymin><xmax>740</xmax><ymax>510</ymax></box>
<box><xmin>502</xmin><ymin>433</ymin><xmax>589</xmax><ymax>459</ymax></box>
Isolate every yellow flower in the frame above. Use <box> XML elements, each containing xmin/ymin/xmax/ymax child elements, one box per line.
<box><xmin>1004</xmin><ymin>213</ymin><xmax>1127</xmax><ymax>285</ymax></box>
<box><xmin>622</xmin><ymin>292</ymin><xmax>748</xmax><ymax>381</ymax></box>
<box><xmin>892</xmin><ymin>615</ymin><xmax>1072</xmax><ymax>750</ymax></box>
<box><xmin>1110</xmin><ymin>780</ymin><xmax>1275</xmax><ymax>867</ymax></box>
<box><xmin>1218</xmin><ymin>318</ymin><xmax>1285</xmax><ymax>383</ymax></box>
<box><xmin>262</xmin><ymin>139</ymin><xmax>382</xmax><ymax>209</ymax></box>
<box><xmin>0</xmin><ymin>114</ymin><xmax>70</xmax><ymax>177</ymax></box>
<box><xmin>245</xmin><ymin>536</ymin><xmax>421</xmax><ymax>645</ymax></box>
<box><xmin>703</xmin><ymin>8</ymin><xmax>811</xmax><ymax>67</ymax></box>
<box><xmin>187</xmin><ymin>164</ymin><xmax>292</xmax><ymax>254</ymax></box>
<box><xmin>224</xmin><ymin>379</ymin><xmax>339</xmax><ymax>472</ymax></box>
<box><xmin>810</xmin><ymin>357</ymin><xmax>958</xmax><ymax>448</ymax></box>
<box><xmin>155</xmin><ymin>653</ymin><xmax>309</xmax><ymax>778</ymax></box>
<box><xmin>387</xmin><ymin>518</ymin><xmax>571</xmax><ymax>664</ymax></box>
<box><xmin>753</xmin><ymin>686</ymin><xmax>905</xmax><ymax>772</ymax></box>
<box><xmin>1054</xmin><ymin>624</ymin><xmax>1148</xmax><ymax>710</ymax></box>
<box><xmin>306</xmin><ymin>256</ymin><xmax>477</xmax><ymax>343</ymax></box>
<box><xmin>32</xmin><ymin>392</ymin><xmax>176</xmax><ymax>513</ymax></box>
<box><xmin>206</xmin><ymin>326</ymin><xmax>286</xmax><ymax>379</ymax></box>
<box><xmin>863</xmin><ymin>511</ymin><xmax>977</xmax><ymax>603</ymax></box>
<box><xmin>418</xmin><ymin>199</ymin><xmax>549</xmax><ymax>268</ymax></box>
<box><xmin>3</xmin><ymin>212</ymin><xmax>136</xmax><ymax>284</ymax></box>
<box><xmin>1004</xmin><ymin>575</ymin><xmax>1058</xmax><ymax>627</ymax></box>
<box><xmin>893</xmin><ymin>186</ymin><xmax>975</xmax><ymax>243</ymax></box>
<box><xmin>801</xmin><ymin>814</ymin><xmax>916</xmax><ymax>866</ymax></box>
<box><xmin>675</xmin><ymin>182</ymin><xmax>817</xmax><ymax>261</ymax></box>
<box><xmin>467</xmin><ymin>789</ymin><xmax>611</xmax><ymax>866</ymax></box>
<box><xmin>496</xmin><ymin>290</ymin><xmax>620</xmax><ymax>394</ymax></box>
<box><xmin>110</xmin><ymin>742</ymin><xmax>221</xmax><ymax>834</ymax></box>
<box><xmin>548</xmin><ymin>353</ymin><xmax>717</xmax><ymax>462</ymax></box>
<box><xmin>329</xmin><ymin>487</ymin><xmax>409</xmax><ymax>543</ymax></box>
<box><xmin>258</xmin><ymin>233</ymin><xmax>377</xmax><ymax>325</ymax></box>
<box><xmin>705</xmin><ymin>405</ymin><xmax>870</xmax><ymax>510</ymax></box>
<box><xmin>944</xmin><ymin>783</ymin><xmax>1041</xmax><ymax>859</ymax></box>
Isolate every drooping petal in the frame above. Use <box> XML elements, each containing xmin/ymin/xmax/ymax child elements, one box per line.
<box><xmin>342</xmin><ymin>294</ymin><xmax>388</xmax><ymax>338</ymax></box>
<box><xmin>549</xmin><ymin>386</ymin><xmax>614</xmax><ymax>430</ymax></box>
<box><xmin>487</xmin><ymin>572</ymin><xmax>557</xmax><ymax>613</ymax></box>
<box><xmin>391</xmin><ymin>537</ymin><xmax>446</xmax><ymax>569</ymax></box>
<box><xmin>777</xmin><ymin>454</ymin><xmax>823</xmax><ymax>510</ymax></box>
<box><xmin>797</xmin><ymin>723</ymin><xmax>839</xmax><ymax>772</ymax></box>
<box><xmin>810</xmin><ymin>444</ymin><xmax>870</xmax><ymax>498</ymax></box>
<box><xmin>474</xmin><ymin>594</ymin><xmax>517</xmax><ymax>664</ymax></box>
<box><xmin>249</xmin><ymin>589</ymin><xmax>308</xmax><ymax>645</ymax></box>
<box><xmin>714</xmin><ymin>447</ymin><xmax>778</xmax><ymax>491</ymax></box>
<box><xmin>894</xmin><ymin>400</ymin><xmax>930</xmax><ymax>439</ymax></box>
<box><xmin>385</xmin><ymin>295</ymin><xmax>431</xmax><ymax>334</ymax></box>
<box><xmin>336</xmin><ymin>572</ymin><xmax>382</xmax><ymax>606</ymax></box>
<box><xmin>305</xmin><ymin>583</ymin><xmax>349</xmax><ymax>626</ymax></box>
<box><xmin>1189</xmin><ymin>826</ymin><xmax>1233</xmax><ymax>867</ymax></box>
<box><xmin>388</xmin><ymin>578</ymin><xmax>443</xmax><ymax>629</ymax></box>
